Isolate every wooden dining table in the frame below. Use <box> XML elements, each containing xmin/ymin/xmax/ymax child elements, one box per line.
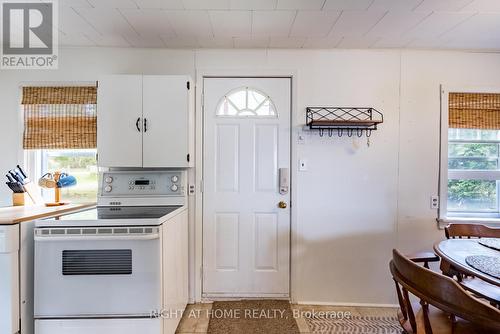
<box><xmin>434</xmin><ymin>238</ymin><xmax>500</xmax><ymax>287</ymax></box>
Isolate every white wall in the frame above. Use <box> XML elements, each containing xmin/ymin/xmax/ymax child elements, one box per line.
<box><xmin>1</xmin><ymin>47</ymin><xmax>500</xmax><ymax>305</ymax></box>
<box><xmin>397</xmin><ymin>50</ymin><xmax>500</xmax><ymax>270</ymax></box>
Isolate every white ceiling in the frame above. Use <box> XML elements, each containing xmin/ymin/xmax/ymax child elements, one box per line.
<box><xmin>52</xmin><ymin>0</ymin><xmax>500</xmax><ymax>50</ymax></box>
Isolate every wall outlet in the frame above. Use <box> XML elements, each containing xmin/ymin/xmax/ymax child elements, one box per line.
<box><xmin>188</xmin><ymin>184</ymin><xmax>195</xmax><ymax>196</ymax></box>
<box><xmin>299</xmin><ymin>159</ymin><xmax>308</xmax><ymax>171</ymax></box>
<box><xmin>430</xmin><ymin>196</ymin><xmax>439</xmax><ymax>209</ymax></box>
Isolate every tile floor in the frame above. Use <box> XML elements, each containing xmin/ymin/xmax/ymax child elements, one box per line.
<box><xmin>175</xmin><ymin>303</ymin><xmax>398</xmax><ymax>333</ymax></box>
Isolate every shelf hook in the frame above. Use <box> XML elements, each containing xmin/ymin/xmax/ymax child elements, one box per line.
<box><xmin>366</xmin><ymin>129</ymin><xmax>372</xmax><ymax>138</ymax></box>
<box><xmin>328</xmin><ymin>129</ymin><xmax>333</xmax><ymax>137</ymax></box>
<box><xmin>347</xmin><ymin>129</ymin><xmax>353</xmax><ymax>137</ymax></box>
<box><xmin>319</xmin><ymin>129</ymin><xmax>324</xmax><ymax>137</ymax></box>
<box><xmin>338</xmin><ymin>128</ymin><xmax>343</xmax><ymax>137</ymax></box>
<box><xmin>357</xmin><ymin>129</ymin><xmax>363</xmax><ymax>137</ymax></box>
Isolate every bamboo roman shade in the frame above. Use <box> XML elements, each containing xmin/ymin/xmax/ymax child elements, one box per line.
<box><xmin>22</xmin><ymin>86</ymin><xmax>97</xmax><ymax>149</ymax></box>
<box><xmin>449</xmin><ymin>92</ymin><xmax>500</xmax><ymax>130</ymax></box>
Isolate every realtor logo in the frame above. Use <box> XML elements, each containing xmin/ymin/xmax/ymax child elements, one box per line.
<box><xmin>1</xmin><ymin>0</ymin><xmax>58</xmax><ymax>69</ymax></box>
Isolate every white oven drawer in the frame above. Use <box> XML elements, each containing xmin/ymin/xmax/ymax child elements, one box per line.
<box><xmin>34</xmin><ymin>226</ymin><xmax>161</xmax><ymax>318</ymax></box>
<box><xmin>35</xmin><ymin>318</ymin><xmax>161</xmax><ymax>334</ymax></box>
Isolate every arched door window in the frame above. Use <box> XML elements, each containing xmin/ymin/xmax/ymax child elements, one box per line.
<box><xmin>216</xmin><ymin>87</ymin><xmax>277</xmax><ymax>117</ymax></box>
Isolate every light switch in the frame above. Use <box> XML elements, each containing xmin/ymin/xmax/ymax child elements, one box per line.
<box><xmin>297</xmin><ymin>131</ymin><xmax>306</xmax><ymax>144</ymax></box>
<box><xmin>299</xmin><ymin>159</ymin><xmax>308</xmax><ymax>171</ymax></box>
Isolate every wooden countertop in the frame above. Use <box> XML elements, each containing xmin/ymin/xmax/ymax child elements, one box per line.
<box><xmin>0</xmin><ymin>203</ymin><xmax>95</xmax><ymax>225</ymax></box>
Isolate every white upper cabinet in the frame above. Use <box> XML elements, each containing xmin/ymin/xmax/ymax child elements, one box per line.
<box><xmin>97</xmin><ymin>75</ymin><xmax>193</xmax><ymax>168</ymax></box>
<box><xmin>97</xmin><ymin>75</ymin><xmax>143</xmax><ymax>167</ymax></box>
<box><xmin>143</xmin><ymin>75</ymin><xmax>191</xmax><ymax>168</ymax></box>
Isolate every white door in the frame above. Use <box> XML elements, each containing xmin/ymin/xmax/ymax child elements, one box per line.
<box><xmin>203</xmin><ymin>77</ymin><xmax>291</xmax><ymax>297</ymax></box>
<box><xmin>143</xmin><ymin>75</ymin><xmax>191</xmax><ymax>168</ymax></box>
<box><xmin>97</xmin><ymin>75</ymin><xmax>143</xmax><ymax>167</ymax></box>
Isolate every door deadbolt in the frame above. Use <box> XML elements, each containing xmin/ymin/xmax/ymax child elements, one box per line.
<box><xmin>279</xmin><ymin>168</ymin><xmax>289</xmax><ymax>195</ymax></box>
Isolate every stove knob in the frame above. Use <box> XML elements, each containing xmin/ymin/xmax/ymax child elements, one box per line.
<box><xmin>104</xmin><ymin>185</ymin><xmax>112</xmax><ymax>192</ymax></box>
<box><xmin>171</xmin><ymin>175</ymin><xmax>179</xmax><ymax>183</ymax></box>
<box><xmin>170</xmin><ymin>184</ymin><xmax>178</xmax><ymax>192</ymax></box>
<box><xmin>105</xmin><ymin>176</ymin><xmax>113</xmax><ymax>183</ymax></box>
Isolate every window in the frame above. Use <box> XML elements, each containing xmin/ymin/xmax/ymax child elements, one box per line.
<box><xmin>22</xmin><ymin>85</ymin><xmax>98</xmax><ymax>204</ymax></box>
<box><xmin>25</xmin><ymin>149</ymin><xmax>98</xmax><ymax>203</ymax></box>
<box><xmin>216</xmin><ymin>87</ymin><xmax>277</xmax><ymax>117</ymax></box>
<box><xmin>441</xmin><ymin>90</ymin><xmax>500</xmax><ymax>219</ymax></box>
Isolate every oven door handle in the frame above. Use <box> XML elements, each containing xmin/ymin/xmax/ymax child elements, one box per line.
<box><xmin>34</xmin><ymin>234</ymin><xmax>160</xmax><ymax>242</ymax></box>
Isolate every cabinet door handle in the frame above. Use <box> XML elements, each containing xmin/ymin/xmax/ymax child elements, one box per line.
<box><xmin>136</xmin><ymin>117</ymin><xmax>141</xmax><ymax>132</ymax></box>
<box><xmin>143</xmin><ymin>118</ymin><xmax>148</xmax><ymax>132</ymax></box>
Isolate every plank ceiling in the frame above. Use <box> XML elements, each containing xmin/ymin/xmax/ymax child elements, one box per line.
<box><xmin>51</xmin><ymin>0</ymin><xmax>500</xmax><ymax>50</ymax></box>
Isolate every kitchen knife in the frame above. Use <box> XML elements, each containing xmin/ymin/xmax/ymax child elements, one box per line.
<box><xmin>14</xmin><ymin>170</ymin><xmax>26</xmax><ymax>184</ymax></box>
<box><xmin>6</xmin><ymin>182</ymin><xmax>15</xmax><ymax>192</ymax></box>
<box><xmin>15</xmin><ymin>165</ymin><xmax>30</xmax><ymax>184</ymax></box>
<box><xmin>9</xmin><ymin>170</ymin><xmax>22</xmax><ymax>183</ymax></box>
<box><xmin>6</xmin><ymin>174</ymin><xmax>16</xmax><ymax>183</ymax></box>
<box><xmin>15</xmin><ymin>182</ymin><xmax>24</xmax><ymax>193</ymax></box>
<box><xmin>16</xmin><ymin>165</ymin><xmax>28</xmax><ymax>179</ymax></box>
<box><xmin>10</xmin><ymin>170</ymin><xmax>27</xmax><ymax>185</ymax></box>
<box><xmin>16</xmin><ymin>173</ymin><xmax>25</xmax><ymax>184</ymax></box>
<box><xmin>6</xmin><ymin>182</ymin><xmax>23</xmax><ymax>193</ymax></box>
<box><xmin>15</xmin><ymin>183</ymin><xmax>24</xmax><ymax>193</ymax></box>
<box><xmin>8</xmin><ymin>171</ymin><xmax>26</xmax><ymax>192</ymax></box>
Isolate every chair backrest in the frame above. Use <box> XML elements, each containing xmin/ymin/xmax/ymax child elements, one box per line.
<box><xmin>445</xmin><ymin>223</ymin><xmax>500</xmax><ymax>239</ymax></box>
<box><xmin>390</xmin><ymin>249</ymin><xmax>500</xmax><ymax>333</ymax></box>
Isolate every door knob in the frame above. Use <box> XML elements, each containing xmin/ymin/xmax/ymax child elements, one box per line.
<box><xmin>278</xmin><ymin>201</ymin><xmax>287</xmax><ymax>209</ymax></box>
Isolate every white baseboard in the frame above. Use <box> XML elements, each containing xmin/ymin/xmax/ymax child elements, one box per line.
<box><xmin>189</xmin><ymin>299</ymin><xmax>398</xmax><ymax>308</ymax></box>
<box><xmin>202</xmin><ymin>293</ymin><xmax>289</xmax><ymax>299</ymax></box>
<box><xmin>294</xmin><ymin>301</ymin><xmax>399</xmax><ymax>308</ymax></box>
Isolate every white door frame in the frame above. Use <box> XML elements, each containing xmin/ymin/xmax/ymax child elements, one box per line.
<box><xmin>194</xmin><ymin>69</ymin><xmax>298</xmax><ymax>302</ymax></box>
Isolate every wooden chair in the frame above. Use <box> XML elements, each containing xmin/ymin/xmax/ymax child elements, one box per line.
<box><xmin>390</xmin><ymin>249</ymin><xmax>500</xmax><ymax>334</ymax></box>
<box><xmin>407</xmin><ymin>251</ymin><xmax>440</xmax><ymax>269</ymax></box>
<box><xmin>443</xmin><ymin>223</ymin><xmax>500</xmax><ymax>305</ymax></box>
<box><xmin>445</xmin><ymin>223</ymin><xmax>500</xmax><ymax>239</ymax></box>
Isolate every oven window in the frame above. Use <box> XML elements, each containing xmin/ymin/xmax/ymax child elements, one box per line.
<box><xmin>62</xmin><ymin>249</ymin><xmax>132</xmax><ymax>275</ymax></box>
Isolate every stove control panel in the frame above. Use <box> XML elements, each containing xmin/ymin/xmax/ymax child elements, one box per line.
<box><xmin>98</xmin><ymin>171</ymin><xmax>185</xmax><ymax>197</ymax></box>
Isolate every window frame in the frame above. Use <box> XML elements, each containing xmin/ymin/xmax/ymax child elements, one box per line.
<box><xmin>439</xmin><ymin>85</ymin><xmax>500</xmax><ymax>221</ymax></box>
<box><xmin>24</xmin><ymin>149</ymin><xmax>43</xmax><ymax>184</ymax></box>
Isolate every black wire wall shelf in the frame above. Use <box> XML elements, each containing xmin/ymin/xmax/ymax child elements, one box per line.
<box><xmin>305</xmin><ymin>107</ymin><xmax>383</xmax><ymax>137</ymax></box>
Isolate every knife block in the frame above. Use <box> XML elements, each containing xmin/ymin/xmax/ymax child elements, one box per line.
<box><xmin>12</xmin><ymin>193</ymin><xmax>33</xmax><ymax>206</ymax></box>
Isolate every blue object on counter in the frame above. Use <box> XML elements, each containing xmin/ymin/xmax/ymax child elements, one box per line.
<box><xmin>56</xmin><ymin>174</ymin><xmax>77</xmax><ymax>188</ymax></box>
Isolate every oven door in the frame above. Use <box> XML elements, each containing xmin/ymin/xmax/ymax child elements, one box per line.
<box><xmin>34</xmin><ymin>225</ymin><xmax>161</xmax><ymax>318</ymax></box>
